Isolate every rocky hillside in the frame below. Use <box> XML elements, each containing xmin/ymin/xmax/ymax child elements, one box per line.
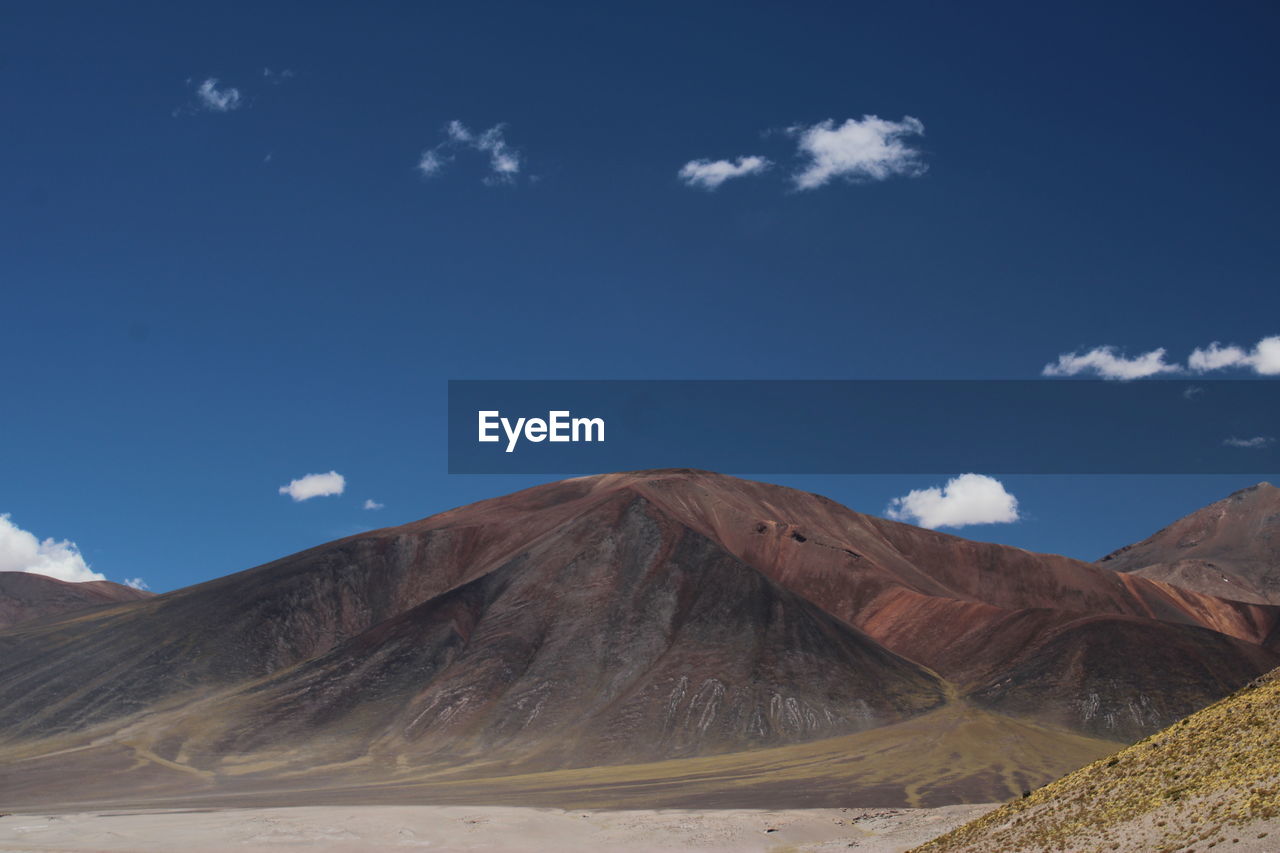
<box><xmin>914</xmin><ymin>667</ymin><xmax>1280</xmax><ymax>852</ymax></box>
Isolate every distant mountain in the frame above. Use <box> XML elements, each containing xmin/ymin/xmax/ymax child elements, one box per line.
<box><xmin>1100</xmin><ymin>482</ymin><xmax>1280</xmax><ymax>604</ymax></box>
<box><xmin>916</xmin><ymin>666</ymin><xmax>1280</xmax><ymax>853</ymax></box>
<box><xmin>0</xmin><ymin>571</ymin><xmax>151</xmax><ymax>629</ymax></box>
<box><xmin>0</xmin><ymin>471</ymin><xmax>1277</xmax><ymax>811</ymax></box>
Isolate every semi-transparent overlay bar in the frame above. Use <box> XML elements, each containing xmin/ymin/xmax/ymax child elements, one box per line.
<box><xmin>447</xmin><ymin>380</ymin><xmax>1278</xmax><ymax>474</ymax></box>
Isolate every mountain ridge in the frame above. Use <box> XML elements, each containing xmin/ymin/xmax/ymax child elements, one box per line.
<box><xmin>0</xmin><ymin>571</ymin><xmax>152</xmax><ymax>630</ymax></box>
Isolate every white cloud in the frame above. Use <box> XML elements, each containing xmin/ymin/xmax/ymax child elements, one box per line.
<box><xmin>1042</xmin><ymin>346</ymin><xmax>1182</xmax><ymax>380</ymax></box>
<box><xmin>195</xmin><ymin>78</ymin><xmax>242</xmax><ymax>112</ymax></box>
<box><xmin>417</xmin><ymin>149</ymin><xmax>447</xmax><ymax>177</ymax></box>
<box><xmin>263</xmin><ymin>67</ymin><xmax>295</xmax><ymax>84</ymax></box>
<box><xmin>123</xmin><ymin>577</ymin><xmax>149</xmax><ymax>590</ymax></box>
<box><xmin>1044</xmin><ymin>335</ymin><xmax>1280</xmax><ymax>380</ymax></box>
<box><xmin>1188</xmin><ymin>342</ymin><xmax>1249</xmax><ymax>372</ymax></box>
<box><xmin>1189</xmin><ymin>336</ymin><xmax>1280</xmax><ymax>375</ymax></box>
<box><xmin>886</xmin><ymin>474</ymin><xmax>1020</xmax><ymax>530</ymax></box>
<box><xmin>1223</xmin><ymin>436</ymin><xmax>1274</xmax><ymax>449</ymax></box>
<box><xmin>790</xmin><ymin>115</ymin><xmax>926</xmax><ymax>190</ymax></box>
<box><xmin>678</xmin><ymin>156</ymin><xmax>771</xmax><ymax>190</ymax></box>
<box><xmin>475</xmin><ymin>125</ymin><xmax>520</xmax><ymax>182</ymax></box>
<box><xmin>278</xmin><ymin>471</ymin><xmax>346</xmax><ymax>502</ymax></box>
<box><xmin>445</xmin><ymin>120</ymin><xmax>473</xmax><ymax>143</ymax></box>
<box><xmin>0</xmin><ymin>514</ymin><xmax>106</xmax><ymax>583</ymax></box>
<box><xmin>419</xmin><ymin>121</ymin><xmax>523</xmax><ymax>184</ymax></box>
<box><xmin>363</xmin><ymin>499</ymin><xmax>384</xmax><ymax>510</ymax></box>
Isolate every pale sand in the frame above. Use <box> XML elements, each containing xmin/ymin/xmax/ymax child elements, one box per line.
<box><xmin>0</xmin><ymin>804</ymin><xmax>996</xmax><ymax>852</ymax></box>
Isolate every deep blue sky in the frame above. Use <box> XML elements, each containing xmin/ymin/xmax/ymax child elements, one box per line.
<box><xmin>2</xmin><ymin>1</ymin><xmax>1277</xmax><ymax>591</ymax></box>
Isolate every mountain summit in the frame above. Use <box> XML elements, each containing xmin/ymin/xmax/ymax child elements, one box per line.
<box><xmin>1100</xmin><ymin>482</ymin><xmax>1280</xmax><ymax>604</ymax></box>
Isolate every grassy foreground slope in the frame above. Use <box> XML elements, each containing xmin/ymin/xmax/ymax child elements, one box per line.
<box><xmin>914</xmin><ymin>669</ymin><xmax>1280</xmax><ymax>852</ymax></box>
<box><xmin>0</xmin><ymin>699</ymin><xmax>1117</xmax><ymax>811</ymax></box>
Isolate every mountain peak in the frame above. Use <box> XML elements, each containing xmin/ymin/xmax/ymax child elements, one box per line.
<box><xmin>1099</xmin><ymin>482</ymin><xmax>1280</xmax><ymax>603</ymax></box>
<box><xmin>1228</xmin><ymin>481</ymin><xmax>1275</xmax><ymax>498</ymax></box>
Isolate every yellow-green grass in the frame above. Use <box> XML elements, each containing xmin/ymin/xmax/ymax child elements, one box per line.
<box><xmin>914</xmin><ymin>670</ymin><xmax>1280</xmax><ymax>852</ymax></box>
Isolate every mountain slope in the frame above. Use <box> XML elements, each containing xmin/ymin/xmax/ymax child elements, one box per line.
<box><xmin>613</xmin><ymin>472</ymin><xmax>1280</xmax><ymax>738</ymax></box>
<box><xmin>0</xmin><ymin>571</ymin><xmax>152</xmax><ymax>630</ymax></box>
<box><xmin>145</xmin><ymin>492</ymin><xmax>946</xmax><ymax>772</ymax></box>
<box><xmin>1100</xmin><ymin>482</ymin><xmax>1280</xmax><ymax>604</ymax></box>
<box><xmin>915</xmin><ymin>667</ymin><xmax>1280</xmax><ymax>853</ymax></box>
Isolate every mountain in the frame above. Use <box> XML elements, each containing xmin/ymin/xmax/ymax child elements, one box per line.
<box><xmin>1</xmin><ymin>470</ymin><xmax>1277</xmax><ymax>811</ymax></box>
<box><xmin>915</xmin><ymin>666</ymin><xmax>1280</xmax><ymax>853</ymax></box>
<box><xmin>0</xmin><ymin>571</ymin><xmax>152</xmax><ymax>630</ymax></box>
<box><xmin>1100</xmin><ymin>482</ymin><xmax>1280</xmax><ymax>604</ymax></box>
<box><xmin>620</xmin><ymin>474</ymin><xmax>1278</xmax><ymax>739</ymax></box>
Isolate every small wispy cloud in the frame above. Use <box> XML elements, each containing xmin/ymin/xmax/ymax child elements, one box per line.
<box><xmin>123</xmin><ymin>577</ymin><xmax>149</xmax><ymax>590</ymax></box>
<box><xmin>0</xmin><ymin>514</ymin><xmax>106</xmax><ymax>583</ymax></box>
<box><xmin>1042</xmin><ymin>346</ymin><xmax>1182</xmax><ymax>380</ymax></box>
<box><xmin>417</xmin><ymin>149</ymin><xmax>446</xmax><ymax>177</ymax></box>
<box><xmin>789</xmin><ymin>115</ymin><xmax>927</xmax><ymax>189</ymax></box>
<box><xmin>678</xmin><ymin>156</ymin><xmax>771</xmax><ymax>190</ymax></box>
<box><xmin>262</xmin><ymin>67</ymin><xmax>295</xmax><ymax>85</ymax></box>
<box><xmin>363</xmin><ymin>499</ymin><xmax>384</xmax><ymax>510</ymax></box>
<box><xmin>195</xmin><ymin>78</ymin><xmax>242</xmax><ymax>112</ymax></box>
<box><xmin>1223</xmin><ymin>436</ymin><xmax>1274</xmax><ymax>449</ymax></box>
<box><xmin>886</xmin><ymin>474</ymin><xmax>1020</xmax><ymax>530</ymax></box>
<box><xmin>278</xmin><ymin>471</ymin><xmax>346</xmax><ymax>502</ymax></box>
<box><xmin>418</xmin><ymin>121</ymin><xmax>524</xmax><ymax>185</ymax></box>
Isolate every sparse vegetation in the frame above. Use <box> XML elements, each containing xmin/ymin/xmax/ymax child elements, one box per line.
<box><xmin>913</xmin><ymin>669</ymin><xmax>1280</xmax><ymax>852</ymax></box>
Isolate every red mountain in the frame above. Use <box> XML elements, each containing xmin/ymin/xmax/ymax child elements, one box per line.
<box><xmin>1099</xmin><ymin>482</ymin><xmax>1280</xmax><ymax>605</ymax></box>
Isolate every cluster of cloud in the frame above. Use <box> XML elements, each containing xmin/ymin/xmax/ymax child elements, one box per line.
<box><xmin>886</xmin><ymin>474</ymin><xmax>1020</xmax><ymax>530</ymax></box>
<box><xmin>0</xmin><ymin>514</ymin><xmax>106</xmax><ymax>584</ymax></box>
<box><xmin>179</xmin><ymin>92</ymin><xmax>925</xmax><ymax>196</ymax></box>
<box><xmin>363</xmin><ymin>499</ymin><xmax>384</xmax><ymax>510</ymax></box>
<box><xmin>278</xmin><ymin>471</ymin><xmax>346</xmax><ymax>502</ymax></box>
<box><xmin>123</xmin><ymin>577</ymin><xmax>150</xmax><ymax>590</ymax></box>
<box><xmin>678</xmin><ymin>115</ymin><xmax>927</xmax><ymax>192</ymax></box>
<box><xmin>418</xmin><ymin>121</ymin><xmax>523</xmax><ymax>185</ymax></box>
<box><xmin>1043</xmin><ymin>335</ymin><xmax>1280</xmax><ymax>380</ymax></box>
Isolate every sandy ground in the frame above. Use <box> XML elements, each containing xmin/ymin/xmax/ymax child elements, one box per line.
<box><xmin>0</xmin><ymin>804</ymin><xmax>996</xmax><ymax>852</ymax></box>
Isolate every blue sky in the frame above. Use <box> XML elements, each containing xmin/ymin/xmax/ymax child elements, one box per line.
<box><xmin>2</xmin><ymin>1</ymin><xmax>1277</xmax><ymax>591</ymax></box>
